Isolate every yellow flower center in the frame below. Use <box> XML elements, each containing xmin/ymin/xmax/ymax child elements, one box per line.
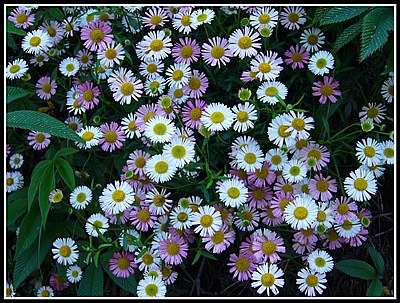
<box><xmin>47</xmin><ymin>27</ymin><xmax>56</xmax><ymax>37</ymax></box>
<box><xmin>171</xmin><ymin>145</ymin><xmax>186</xmax><ymax>159</ymax></box>
<box><xmin>237</xmin><ymin>111</ymin><xmax>249</xmax><ymax>122</ymax></box>
<box><xmin>364</xmin><ymin>146</ymin><xmax>377</xmax><ymax>158</ymax></box>
<box><xmin>308</xmin><ymin>149</ymin><xmax>321</xmax><ymax>160</ymax></box>
<box><xmin>227</xmin><ymin>187</ymin><xmax>240</xmax><ymax>199</ymax></box>
<box><xmin>316</xmin><ymin>58</ymin><xmax>327</xmax><ymax>69</ymax></box>
<box><xmin>211</xmin><ymin>230</ymin><xmax>224</xmax><ymax>244</ymax></box>
<box><xmin>235</xmin><ymin>257</ymin><xmax>250</xmax><ymax>272</ymax></box>
<box><xmin>262</xmin><ymin>241</ymin><xmax>276</xmax><ymax>255</ymax></box>
<box><xmin>153</xmin><ymin>194</ymin><xmax>165</xmax><ymax>207</ymax></box>
<box><xmin>242</xmin><ymin>211</ymin><xmax>253</xmax><ymax>221</ymax></box>
<box><xmin>145</xmin><ymin>284</ymin><xmax>158</xmax><ymax>296</ymax></box>
<box><xmin>76</xmin><ymin>192</ymin><xmax>87</xmax><ymax>203</ymax></box>
<box><xmin>244</xmin><ymin>152</ymin><xmax>257</xmax><ymax>164</ymax></box>
<box><xmin>292</xmin><ymin>118</ymin><xmax>306</xmax><ymax>131</ymax></box>
<box><xmin>9</xmin><ymin>64</ymin><xmax>21</xmax><ymax>73</ymax></box>
<box><xmin>153</xmin><ymin>123</ymin><xmax>167</xmax><ymax>135</ymax></box>
<box><xmin>120</xmin><ymin>82</ymin><xmax>134</xmax><ymax>96</ymax></box>
<box><xmin>35</xmin><ymin>133</ymin><xmax>45</xmax><ymax>143</ymax></box>
<box><xmin>306</xmin><ymin>274</ymin><xmax>318</xmax><ymax>287</ymax></box>
<box><xmin>317</xmin><ymin>210</ymin><xmax>327</xmax><ymax>222</ymax></box>
<box><xmin>261</xmin><ymin>273</ymin><xmax>275</xmax><ymax>287</ymax></box>
<box><xmin>143</xmin><ymin>112</ymin><xmax>156</xmax><ymax>123</ymax></box>
<box><xmin>166</xmin><ymin>242</ymin><xmax>180</xmax><ymax>256</ymax></box>
<box><xmin>173</xmin><ymin>88</ymin><xmax>184</xmax><ymax>98</ymax></box>
<box><xmin>112</xmin><ymin>189</ymin><xmax>125</xmax><ymax>202</ymax></box>
<box><xmin>259</xmin><ymin>62</ymin><xmax>272</xmax><ymax>73</ymax></box>
<box><xmin>6</xmin><ymin>178</ymin><xmax>14</xmax><ymax>186</ymax></box>
<box><xmin>41</xmin><ymin>290</ymin><xmax>50</xmax><ymax>297</ymax></box>
<box><xmin>252</xmin><ymin>188</ymin><xmax>265</xmax><ymax>200</ymax></box>
<box><xmin>200</xmin><ymin>214</ymin><xmax>213</xmax><ymax>228</ymax></box>
<box><xmin>16</xmin><ymin>13</ymin><xmax>28</xmax><ymax>24</ymax></box>
<box><xmin>271</xmin><ymin>154</ymin><xmax>282</xmax><ymax>166</ymax></box>
<box><xmin>135</xmin><ymin>157</ymin><xmax>146</xmax><ymax>168</ymax></box>
<box><xmin>59</xmin><ymin>245</ymin><xmax>72</xmax><ymax>257</ymax></box>
<box><xmin>279</xmin><ymin>198</ymin><xmax>290</xmax><ymax>211</ymax></box>
<box><xmin>293</xmin><ymin>206</ymin><xmax>308</xmax><ymax>220</ymax></box>
<box><xmin>90</xmin><ymin>29</ymin><xmax>104</xmax><ymax>43</ymax></box>
<box><xmin>154</xmin><ymin>161</ymin><xmax>168</xmax><ymax>174</ymax></box>
<box><xmin>387</xmin><ymin>85</ymin><xmax>394</xmax><ymax>96</ymax></box>
<box><xmin>105</xmin><ymin>48</ymin><xmax>117</xmax><ymax>59</ymax></box>
<box><xmin>29</xmin><ymin>36</ymin><xmax>41</xmax><ymax>47</ymax></box>
<box><xmin>41</xmin><ymin>83</ymin><xmax>52</xmax><ymax>94</ymax></box>
<box><xmin>138</xmin><ymin>209</ymin><xmax>151</xmax><ymax>222</ymax></box>
<box><xmin>150</xmin><ymin>39</ymin><xmax>164</xmax><ymax>52</ymax></box>
<box><xmin>342</xmin><ymin>219</ymin><xmax>353</xmax><ymax>230</ymax></box>
<box><xmin>307</xmin><ymin>34</ymin><xmax>318</xmax><ymax>45</ymax></box>
<box><xmin>105</xmin><ymin>130</ymin><xmax>118</xmax><ymax>143</ymax></box>
<box><xmin>353</xmin><ymin>178</ymin><xmax>368</xmax><ymax>191</ymax></box>
<box><xmin>315</xmin><ymin>257</ymin><xmax>326</xmax><ymax>268</ymax></box>
<box><xmin>291</xmin><ymin>52</ymin><xmax>303</xmax><ymax>62</ymax></box>
<box><xmin>172</xmin><ymin>69</ymin><xmax>184</xmax><ymax>81</ymax></box>
<box><xmin>181</xmin><ymin>15</ymin><xmax>191</xmax><ymax>26</ymax></box>
<box><xmin>287</xmin><ymin>12</ymin><xmax>300</xmax><ymax>23</ymax></box>
<box><xmin>189</xmin><ymin>108</ymin><xmax>201</xmax><ymax>120</ymax></box>
<box><xmin>238</xmin><ymin>36</ymin><xmax>252</xmax><ymax>49</ymax></box>
<box><xmin>189</xmin><ymin>77</ymin><xmax>201</xmax><ymax>90</ymax></box>
<box><xmin>384</xmin><ymin>147</ymin><xmax>394</xmax><ymax>158</ymax></box>
<box><xmin>99</xmin><ymin>13</ymin><xmax>109</xmax><ymax>22</ymax></box>
<box><xmin>289</xmin><ymin>165</ymin><xmax>301</xmax><ymax>176</ymax></box>
<box><xmin>211</xmin><ymin>46</ymin><xmax>225</xmax><ymax>59</ymax></box>
<box><xmin>82</xmin><ymin>131</ymin><xmax>94</xmax><ymax>142</ymax></box>
<box><xmin>265</xmin><ymin>86</ymin><xmax>278</xmax><ymax>97</ymax></box>
<box><xmin>150</xmin><ymin>15</ymin><xmax>162</xmax><ymax>26</ymax></box>
<box><xmin>177</xmin><ymin>212</ymin><xmax>188</xmax><ymax>222</ymax></box>
<box><xmin>128</xmin><ymin>121</ymin><xmax>137</xmax><ymax>131</ymax></box>
<box><xmin>83</xmin><ymin>89</ymin><xmax>94</xmax><ymax>102</ymax></box>
<box><xmin>180</xmin><ymin>45</ymin><xmax>193</xmax><ymax>58</ymax></box>
<box><xmin>210</xmin><ymin>111</ymin><xmax>225</xmax><ymax>123</ymax></box>
<box><xmin>117</xmin><ymin>257</ymin><xmax>130</xmax><ymax>270</ymax></box>
<box><xmin>282</xmin><ymin>183</ymin><xmax>294</xmax><ymax>193</ymax></box>
<box><xmin>320</xmin><ymin>84</ymin><xmax>333</xmax><ymax>96</ymax></box>
<box><xmin>71</xmin><ymin>270</ymin><xmax>79</xmax><ymax>278</ymax></box>
<box><xmin>146</xmin><ymin>63</ymin><xmax>157</xmax><ymax>73</ymax></box>
<box><xmin>301</xmin><ymin>228</ymin><xmax>314</xmax><ymax>236</ymax></box>
<box><xmin>142</xmin><ymin>253</ymin><xmax>154</xmax><ymax>265</ymax></box>
<box><xmin>197</xmin><ymin>13</ymin><xmax>208</xmax><ymax>22</ymax></box>
<box><xmin>316</xmin><ymin>179</ymin><xmax>329</xmax><ymax>192</ymax></box>
<box><xmin>258</xmin><ymin>14</ymin><xmax>271</xmax><ymax>24</ymax></box>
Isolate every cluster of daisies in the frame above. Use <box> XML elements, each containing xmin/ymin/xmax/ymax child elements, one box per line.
<box><xmin>6</xmin><ymin>5</ymin><xmax>394</xmax><ymax>298</ymax></box>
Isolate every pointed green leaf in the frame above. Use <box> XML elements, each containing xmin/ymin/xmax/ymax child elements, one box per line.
<box><xmin>15</xmin><ymin>205</ymin><xmax>41</xmax><ymax>257</ymax></box>
<box><xmin>28</xmin><ymin>160</ymin><xmax>52</xmax><ymax>212</ymax></box>
<box><xmin>55</xmin><ymin>158</ymin><xmax>76</xmax><ymax>190</ymax></box>
<box><xmin>320</xmin><ymin>6</ymin><xmax>371</xmax><ymax>25</ymax></box>
<box><xmin>77</xmin><ymin>263</ymin><xmax>104</xmax><ymax>296</ymax></box>
<box><xmin>6</xmin><ymin>19</ymin><xmax>26</xmax><ymax>35</ymax></box>
<box><xmin>336</xmin><ymin>259</ymin><xmax>377</xmax><ymax>280</ymax></box>
<box><xmin>47</xmin><ymin>7</ymin><xmax>65</xmax><ymax>21</ymax></box>
<box><xmin>313</xmin><ymin>7</ymin><xmax>332</xmax><ymax>23</ymax></box>
<box><xmin>367</xmin><ymin>278</ymin><xmax>383</xmax><ymax>296</ymax></box>
<box><xmin>6</xmin><ymin>110</ymin><xmax>85</xmax><ymax>143</ymax></box>
<box><xmin>38</xmin><ymin>163</ymin><xmax>55</xmax><ymax>229</ymax></box>
<box><xmin>6</xmin><ymin>86</ymin><xmax>34</xmax><ymax>104</ymax></box>
<box><xmin>54</xmin><ymin>147</ymin><xmax>79</xmax><ymax>159</ymax></box>
<box><xmin>7</xmin><ymin>198</ymin><xmax>28</xmax><ymax>227</ymax></box>
<box><xmin>333</xmin><ymin>20</ymin><xmax>363</xmax><ymax>52</ymax></box>
<box><xmin>191</xmin><ymin>249</ymin><xmax>203</xmax><ymax>265</ymax></box>
<box><xmin>368</xmin><ymin>246</ymin><xmax>385</xmax><ymax>275</ymax></box>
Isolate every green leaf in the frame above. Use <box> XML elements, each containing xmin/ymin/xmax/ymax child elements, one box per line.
<box><xmin>368</xmin><ymin>246</ymin><xmax>385</xmax><ymax>275</ymax></box>
<box><xmin>333</xmin><ymin>20</ymin><xmax>363</xmax><ymax>52</ymax></box>
<box><xmin>7</xmin><ymin>198</ymin><xmax>28</xmax><ymax>227</ymax></box>
<box><xmin>336</xmin><ymin>259</ymin><xmax>377</xmax><ymax>280</ymax></box>
<box><xmin>367</xmin><ymin>278</ymin><xmax>383</xmax><ymax>296</ymax></box>
<box><xmin>360</xmin><ymin>7</ymin><xmax>394</xmax><ymax>61</ymax></box>
<box><xmin>47</xmin><ymin>7</ymin><xmax>65</xmax><ymax>21</ymax></box>
<box><xmin>6</xmin><ymin>86</ymin><xmax>33</xmax><ymax>104</ymax></box>
<box><xmin>6</xmin><ymin>19</ymin><xmax>26</xmax><ymax>35</ymax></box>
<box><xmin>55</xmin><ymin>158</ymin><xmax>76</xmax><ymax>190</ymax></box>
<box><xmin>77</xmin><ymin>263</ymin><xmax>104</xmax><ymax>296</ymax></box>
<box><xmin>6</xmin><ymin>33</ymin><xmax>17</xmax><ymax>50</ymax></box>
<box><xmin>13</xmin><ymin>214</ymin><xmax>68</xmax><ymax>289</ymax></box>
<box><xmin>15</xmin><ymin>205</ymin><xmax>41</xmax><ymax>257</ymax></box>
<box><xmin>320</xmin><ymin>6</ymin><xmax>371</xmax><ymax>25</ymax></box>
<box><xmin>54</xmin><ymin>147</ymin><xmax>79</xmax><ymax>159</ymax></box>
<box><xmin>202</xmin><ymin>250</ymin><xmax>218</xmax><ymax>261</ymax></box>
<box><xmin>101</xmin><ymin>252</ymin><xmax>137</xmax><ymax>294</ymax></box>
<box><xmin>191</xmin><ymin>249</ymin><xmax>203</xmax><ymax>265</ymax></box>
<box><xmin>6</xmin><ymin>110</ymin><xmax>85</xmax><ymax>143</ymax></box>
<box><xmin>313</xmin><ymin>7</ymin><xmax>332</xmax><ymax>23</ymax></box>
<box><xmin>38</xmin><ymin>163</ymin><xmax>55</xmax><ymax>229</ymax></box>
<box><xmin>28</xmin><ymin>160</ymin><xmax>52</xmax><ymax>212</ymax></box>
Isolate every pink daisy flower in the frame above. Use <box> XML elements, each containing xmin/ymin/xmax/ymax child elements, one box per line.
<box><xmin>134</xmin><ymin>103</ymin><xmax>164</xmax><ymax>132</ymax></box>
<box><xmin>299</xmin><ymin>143</ymin><xmax>331</xmax><ymax>171</ymax></box>
<box><xmin>171</xmin><ymin>37</ymin><xmax>201</xmax><ymax>65</ymax></box>
<box><xmin>27</xmin><ymin>130</ymin><xmax>51</xmax><ymax>150</ymax></box>
<box><xmin>240</xmin><ymin>70</ymin><xmax>258</xmax><ymax>83</ymax></box>
<box><xmin>201</xmin><ymin>36</ymin><xmax>233</xmax><ymax>68</ymax></box>
<box><xmin>292</xmin><ymin>239</ymin><xmax>316</xmax><ymax>255</ymax></box>
<box><xmin>182</xmin><ymin>70</ymin><xmax>209</xmax><ymax>99</ymax></box>
<box><xmin>142</xmin><ymin>7</ymin><xmax>169</xmax><ymax>29</ymax></box>
<box><xmin>284</xmin><ymin>44</ymin><xmax>310</xmax><ymax>69</ymax></box>
<box><xmin>347</xmin><ymin>227</ymin><xmax>368</xmax><ymax>247</ymax></box>
<box><xmin>293</xmin><ymin>228</ymin><xmax>319</xmax><ymax>245</ymax></box>
<box><xmin>105</xmin><ymin>206</ymin><xmax>133</xmax><ymax>225</ymax></box>
<box><xmin>273</xmin><ymin>176</ymin><xmax>297</xmax><ymax>195</ymax></box>
<box><xmin>49</xmin><ymin>273</ymin><xmax>69</xmax><ymax>291</ymax></box>
<box><xmin>99</xmin><ymin>122</ymin><xmax>126</xmax><ymax>152</ymax></box>
<box><xmin>239</xmin><ymin>233</ymin><xmax>257</xmax><ymax>257</ymax></box>
<box><xmin>168</xmin><ymin>225</ymin><xmax>196</xmax><ymax>245</ymax></box>
<box><xmin>247</xmin><ymin>184</ymin><xmax>273</xmax><ymax>209</ymax></box>
<box><xmin>202</xmin><ymin>223</ymin><xmax>236</xmax><ymax>254</ymax></box>
<box><xmin>252</xmin><ymin>230</ymin><xmax>286</xmax><ymax>263</ymax></box>
<box><xmin>227</xmin><ymin>252</ymin><xmax>258</xmax><ymax>281</ymax></box>
<box><xmin>308</xmin><ymin>173</ymin><xmax>337</xmax><ymax>202</ymax></box>
<box><xmin>312</xmin><ymin>76</ymin><xmax>341</xmax><ymax>104</ymax></box>
<box><xmin>129</xmin><ymin>205</ymin><xmax>157</xmax><ymax>232</ymax></box>
<box><xmin>181</xmin><ymin>98</ymin><xmax>207</xmax><ymax>129</ymax></box>
<box><xmin>8</xmin><ymin>6</ymin><xmax>35</xmax><ymax>29</ymax></box>
<box><xmin>76</xmin><ymin>81</ymin><xmax>100</xmax><ymax>110</ymax></box>
<box><xmin>127</xmin><ymin>149</ymin><xmax>151</xmax><ymax>177</ymax></box>
<box><xmin>321</xmin><ymin>228</ymin><xmax>347</xmax><ymax>250</ymax></box>
<box><xmin>76</xmin><ymin>48</ymin><xmax>93</xmax><ymax>69</ymax></box>
<box><xmin>247</xmin><ymin>161</ymin><xmax>276</xmax><ymax>187</ymax></box>
<box><xmin>36</xmin><ymin>76</ymin><xmax>57</xmax><ymax>100</ymax></box>
<box><xmin>80</xmin><ymin>20</ymin><xmax>114</xmax><ymax>52</ymax></box>
<box><xmin>229</xmin><ymin>165</ymin><xmax>250</xmax><ymax>186</ymax></box>
<box><xmin>331</xmin><ymin>196</ymin><xmax>358</xmax><ymax>224</ymax></box>
<box><xmin>158</xmin><ymin>233</ymin><xmax>188</xmax><ymax>265</ymax></box>
<box><xmin>109</xmin><ymin>251</ymin><xmax>137</xmax><ymax>278</ymax></box>
<box><xmin>234</xmin><ymin>203</ymin><xmax>260</xmax><ymax>232</ymax></box>
<box><xmin>213</xmin><ymin>203</ymin><xmax>234</xmax><ymax>225</ymax></box>
<box><xmin>270</xmin><ymin>190</ymin><xmax>294</xmax><ymax>218</ymax></box>
<box><xmin>261</xmin><ymin>204</ymin><xmax>285</xmax><ymax>226</ymax></box>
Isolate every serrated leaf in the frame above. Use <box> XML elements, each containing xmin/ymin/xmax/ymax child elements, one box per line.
<box><xmin>368</xmin><ymin>246</ymin><xmax>385</xmax><ymax>275</ymax></box>
<box><xmin>334</xmin><ymin>20</ymin><xmax>363</xmax><ymax>52</ymax></box>
<box><xmin>47</xmin><ymin>7</ymin><xmax>65</xmax><ymax>21</ymax></box>
<box><xmin>360</xmin><ymin>7</ymin><xmax>394</xmax><ymax>61</ymax></box>
<box><xmin>6</xmin><ymin>110</ymin><xmax>85</xmax><ymax>143</ymax></box>
<box><xmin>7</xmin><ymin>199</ymin><xmax>28</xmax><ymax>227</ymax></box>
<box><xmin>55</xmin><ymin>158</ymin><xmax>76</xmax><ymax>190</ymax></box>
<box><xmin>320</xmin><ymin>6</ymin><xmax>371</xmax><ymax>25</ymax></box>
<box><xmin>6</xmin><ymin>19</ymin><xmax>26</xmax><ymax>35</ymax></box>
<box><xmin>101</xmin><ymin>252</ymin><xmax>137</xmax><ymax>294</ymax></box>
<box><xmin>38</xmin><ymin>163</ymin><xmax>55</xmax><ymax>229</ymax></box>
<box><xmin>54</xmin><ymin>147</ymin><xmax>79</xmax><ymax>159</ymax></box>
<box><xmin>28</xmin><ymin>160</ymin><xmax>52</xmax><ymax>212</ymax></box>
<box><xmin>313</xmin><ymin>7</ymin><xmax>332</xmax><ymax>23</ymax></box>
<box><xmin>6</xmin><ymin>86</ymin><xmax>33</xmax><ymax>104</ymax></box>
<box><xmin>336</xmin><ymin>259</ymin><xmax>377</xmax><ymax>280</ymax></box>
<box><xmin>15</xmin><ymin>205</ymin><xmax>41</xmax><ymax>257</ymax></box>
<box><xmin>77</xmin><ymin>263</ymin><xmax>104</xmax><ymax>296</ymax></box>
<box><xmin>367</xmin><ymin>278</ymin><xmax>383</xmax><ymax>296</ymax></box>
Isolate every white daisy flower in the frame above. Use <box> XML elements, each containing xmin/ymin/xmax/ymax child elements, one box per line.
<box><xmin>216</xmin><ymin>176</ymin><xmax>249</xmax><ymax>208</ymax></box>
<box><xmin>108</xmin><ymin>67</ymin><xmax>144</xmax><ymax>105</ymax></box>
<box><xmin>65</xmin><ymin>116</ymin><xmax>83</xmax><ymax>133</ymax></box>
<box><xmin>229</xmin><ymin>135</ymin><xmax>261</xmax><ymax>159</ymax></box>
<box><xmin>70</xmin><ymin>185</ymin><xmax>92</xmax><ymax>210</ymax></box>
<box><xmin>250</xmin><ymin>51</ymin><xmax>283</xmax><ymax>82</ymax></box>
<box><xmin>308</xmin><ymin>50</ymin><xmax>334</xmax><ymax>76</ymax></box>
<box><xmin>296</xmin><ymin>267</ymin><xmax>327</xmax><ymax>297</ymax></box>
<box><xmin>37</xmin><ymin>286</ymin><xmax>54</xmax><ymax>297</ymax></box>
<box><xmin>235</xmin><ymin>143</ymin><xmax>264</xmax><ymax>173</ymax></box>
<box><xmin>137</xmin><ymin>276</ymin><xmax>167</xmax><ymax>298</ymax></box>
<box><xmin>300</xmin><ymin>27</ymin><xmax>325</xmax><ymax>53</ymax></box>
<box><xmin>97</xmin><ymin>41</ymin><xmax>125</xmax><ymax>68</ymax></box>
<box><xmin>344</xmin><ymin>168</ymin><xmax>377</xmax><ymax>202</ymax></box>
<box><xmin>381</xmin><ymin>75</ymin><xmax>394</xmax><ymax>103</ymax></box>
<box><xmin>139</xmin><ymin>58</ymin><xmax>164</xmax><ymax>79</ymax></box>
<box><xmin>5</xmin><ymin>282</ymin><xmax>16</xmax><ymax>297</ymax></box>
<box><xmin>119</xmin><ymin>229</ymin><xmax>141</xmax><ymax>252</ymax></box>
<box><xmin>135</xmin><ymin>247</ymin><xmax>162</xmax><ymax>272</ymax></box>
<box><xmin>307</xmin><ymin>249</ymin><xmax>334</xmax><ymax>274</ymax></box>
<box><xmin>257</xmin><ymin>80</ymin><xmax>288</xmax><ymax>105</ymax></box>
<box><xmin>249</xmin><ymin>6</ymin><xmax>279</xmax><ymax>29</ymax></box>
<box><xmin>165</xmin><ymin>62</ymin><xmax>191</xmax><ymax>89</ymax></box>
<box><xmin>9</xmin><ymin>153</ymin><xmax>24</xmax><ymax>169</ymax></box>
<box><xmin>355</xmin><ymin>137</ymin><xmax>384</xmax><ymax>167</ymax></box>
<box><xmin>99</xmin><ymin>180</ymin><xmax>135</xmax><ymax>214</ymax></box>
<box><xmin>228</xmin><ymin>26</ymin><xmax>261</xmax><ymax>59</ymax></box>
<box><xmin>265</xmin><ymin>148</ymin><xmax>288</xmax><ymax>171</ymax></box>
<box><xmin>6</xmin><ymin>58</ymin><xmax>29</xmax><ymax>80</ymax></box>
<box><xmin>192</xmin><ymin>205</ymin><xmax>223</xmax><ymax>237</ymax></box>
<box><xmin>85</xmin><ymin>213</ymin><xmax>109</xmax><ymax>237</ymax></box>
<box><xmin>66</xmin><ymin>86</ymin><xmax>85</xmax><ymax>115</ymax></box>
<box><xmin>121</xmin><ymin>113</ymin><xmax>142</xmax><ymax>139</ymax></box>
<box><xmin>30</xmin><ymin>52</ymin><xmax>49</xmax><ymax>67</ymax></box>
<box><xmin>284</xmin><ymin>193</ymin><xmax>318</xmax><ymax>230</ymax></box>
<box><xmin>163</xmin><ymin>136</ymin><xmax>196</xmax><ymax>168</ymax></box>
<box><xmin>144</xmin><ymin>76</ymin><xmax>166</xmax><ymax>97</ymax></box>
<box><xmin>190</xmin><ymin>8</ymin><xmax>215</xmax><ymax>27</ymax></box>
<box><xmin>200</xmin><ymin>102</ymin><xmax>235</xmax><ymax>132</ymax></box>
<box><xmin>380</xmin><ymin>140</ymin><xmax>394</xmax><ymax>165</ymax></box>
<box><xmin>312</xmin><ymin>202</ymin><xmax>335</xmax><ymax>230</ymax></box>
<box><xmin>267</xmin><ymin>114</ymin><xmax>295</xmax><ymax>148</ymax></box>
<box><xmin>76</xmin><ymin>126</ymin><xmax>102</xmax><ymax>149</ymax></box>
<box><xmin>232</xmin><ymin>102</ymin><xmax>258</xmax><ymax>133</ymax></box>
<box><xmin>137</xmin><ymin>30</ymin><xmax>172</xmax><ymax>61</ymax></box>
<box><xmin>66</xmin><ymin>265</ymin><xmax>83</xmax><ymax>283</ymax></box>
<box><xmin>145</xmin><ymin>154</ymin><xmax>178</xmax><ymax>183</ymax></box>
<box><xmin>6</xmin><ymin>171</ymin><xmax>24</xmax><ymax>193</ymax></box>
<box><xmin>282</xmin><ymin>158</ymin><xmax>308</xmax><ymax>183</ymax></box>
<box><xmin>21</xmin><ymin>29</ymin><xmax>51</xmax><ymax>55</ymax></box>
<box><xmin>145</xmin><ymin>115</ymin><xmax>176</xmax><ymax>144</ymax></box>
<box><xmin>51</xmin><ymin>237</ymin><xmax>79</xmax><ymax>266</ymax></box>
<box><xmin>169</xmin><ymin>206</ymin><xmax>195</xmax><ymax>230</ymax></box>
<box><xmin>251</xmin><ymin>263</ymin><xmax>285</xmax><ymax>296</ymax></box>
<box><xmin>334</xmin><ymin>217</ymin><xmax>362</xmax><ymax>238</ymax></box>
<box><xmin>280</xmin><ymin>6</ymin><xmax>307</xmax><ymax>30</ymax></box>
<box><xmin>59</xmin><ymin>57</ymin><xmax>80</xmax><ymax>77</ymax></box>
<box><xmin>172</xmin><ymin>9</ymin><xmax>198</xmax><ymax>35</ymax></box>
<box><xmin>146</xmin><ymin>187</ymin><xmax>173</xmax><ymax>216</ymax></box>
<box><xmin>284</xmin><ymin>111</ymin><xmax>315</xmax><ymax>140</ymax></box>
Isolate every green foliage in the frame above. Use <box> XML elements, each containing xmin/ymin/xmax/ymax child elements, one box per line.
<box><xmin>7</xmin><ymin>187</ymin><xmax>28</xmax><ymax>227</ymax></box>
<box><xmin>6</xmin><ymin>110</ymin><xmax>85</xmax><ymax>143</ymax></box>
<box><xmin>319</xmin><ymin>6</ymin><xmax>371</xmax><ymax>25</ymax></box>
<box><xmin>77</xmin><ymin>263</ymin><xmax>104</xmax><ymax>297</ymax></box>
<box><xmin>55</xmin><ymin>158</ymin><xmax>76</xmax><ymax>190</ymax></box>
<box><xmin>6</xmin><ymin>19</ymin><xmax>26</xmax><ymax>35</ymax></box>
<box><xmin>6</xmin><ymin>86</ymin><xmax>34</xmax><ymax>104</ymax></box>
